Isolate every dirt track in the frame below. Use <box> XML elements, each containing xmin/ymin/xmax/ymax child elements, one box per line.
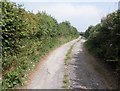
<box><xmin>27</xmin><ymin>38</ymin><xmax>79</xmax><ymax>89</ymax></box>
<box><xmin>67</xmin><ymin>38</ymin><xmax>118</xmax><ymax>89</ymax></box>
<box><xmin>26</xmin><ymin>37</ymin><xmax>118</xmax><ymax>89</ymax></box>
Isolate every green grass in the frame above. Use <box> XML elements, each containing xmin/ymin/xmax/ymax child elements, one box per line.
<box><xmin>63</xmin><ymin>71</ymin><xmax>70</xmax><ymax>89</ymax></box>
<box><xmin>64</xmin><ymin>42</ymin><xmax>76</xmax><ymax>65</ymax></box>
<box><xmin>63</xmin><ymin>40</ymin><xmax>78</xmax><ymax>89</ymax></box>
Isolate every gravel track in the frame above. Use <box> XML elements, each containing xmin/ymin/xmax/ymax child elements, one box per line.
<box><xmin>26</xmin><ymin>37</ymin><xmax>117</xmax><ymax>89</ymax></box>
<box><xmin>67</xmin><ymin>38</ymin><xmax>118</xmax><ymax>89</ymax></box>
<box><xmin>26</xmin><ymin>38</ymin><xmax>79</xmax><ymax>89</ymax></box>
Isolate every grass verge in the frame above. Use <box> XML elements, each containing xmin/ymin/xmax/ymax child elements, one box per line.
<box><xmin>63</xmin><ymin>41</ymin><xmax>77</xmax><ymax>89</ymax></box>
<box><xmin>64</xmin><ymin>43</ymin><xmax>76</xmax><ymax>65</ymax></box>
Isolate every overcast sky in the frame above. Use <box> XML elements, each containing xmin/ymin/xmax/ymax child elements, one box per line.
<box><xmin>10</xmin><ymin>0</ymin><xmax>119</xmax><ymax>32</ymax></box>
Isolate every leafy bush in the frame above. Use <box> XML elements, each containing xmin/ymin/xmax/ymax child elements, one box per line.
<box><xmin>85</xmin><ymin>10</ymin><xmax>120</xmax><ymax>70</ymax></box>
<box><xmin>1</xmin><ymin>1</ymin><xmax>79</xmax><ymax>89</ymax></box>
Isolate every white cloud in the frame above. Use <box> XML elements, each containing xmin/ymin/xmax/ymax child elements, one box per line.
<box><xmin>10</xmin><ymin>1</ymin><xmax>116</xmax><ymax>32</ymax></box>
<box><xmin>32</xmin><ymin>3</ymin><xmax>102</xmax><ymax>31</ymax></box>
<box><xmin>39</xmin><ymin>4</ymin><xmax>100</xmax><ymax>17</ymax></box>
<box><xmin>33</xmin><ymin>3</ymin><xmax>102</xmax><ymax>21</ymax></box>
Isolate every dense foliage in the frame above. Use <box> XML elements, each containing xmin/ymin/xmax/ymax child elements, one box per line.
<box><xmin>1</xmin><ymin>2</ymin><xmax>79</xmax><ymax>89</ymax></box>
<box><xmin>84</xmin><ymin>10</ymin><xmax>120</xmax><ymax>70</ymax></box>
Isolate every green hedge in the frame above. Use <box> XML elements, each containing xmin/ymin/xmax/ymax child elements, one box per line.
<box><xmin>1</xmin><ymin>2</ymin><xmax>79</xmax><ymax>89</ymax></box>
<box><xmin>84</xmin><ymin>10</ymin><xmax>120</xmax><ymax>70</ymax></box>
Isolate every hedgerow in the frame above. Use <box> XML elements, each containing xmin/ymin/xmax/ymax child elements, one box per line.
<box><xmin>1</xmin><ymin>1</ymin><xmax>79</xmax><ymax>89</ymax></box>
<box><xmin>84</xmin><ymin>10</ymin><xmax>120</xmax><ymax>70</ymax></box>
